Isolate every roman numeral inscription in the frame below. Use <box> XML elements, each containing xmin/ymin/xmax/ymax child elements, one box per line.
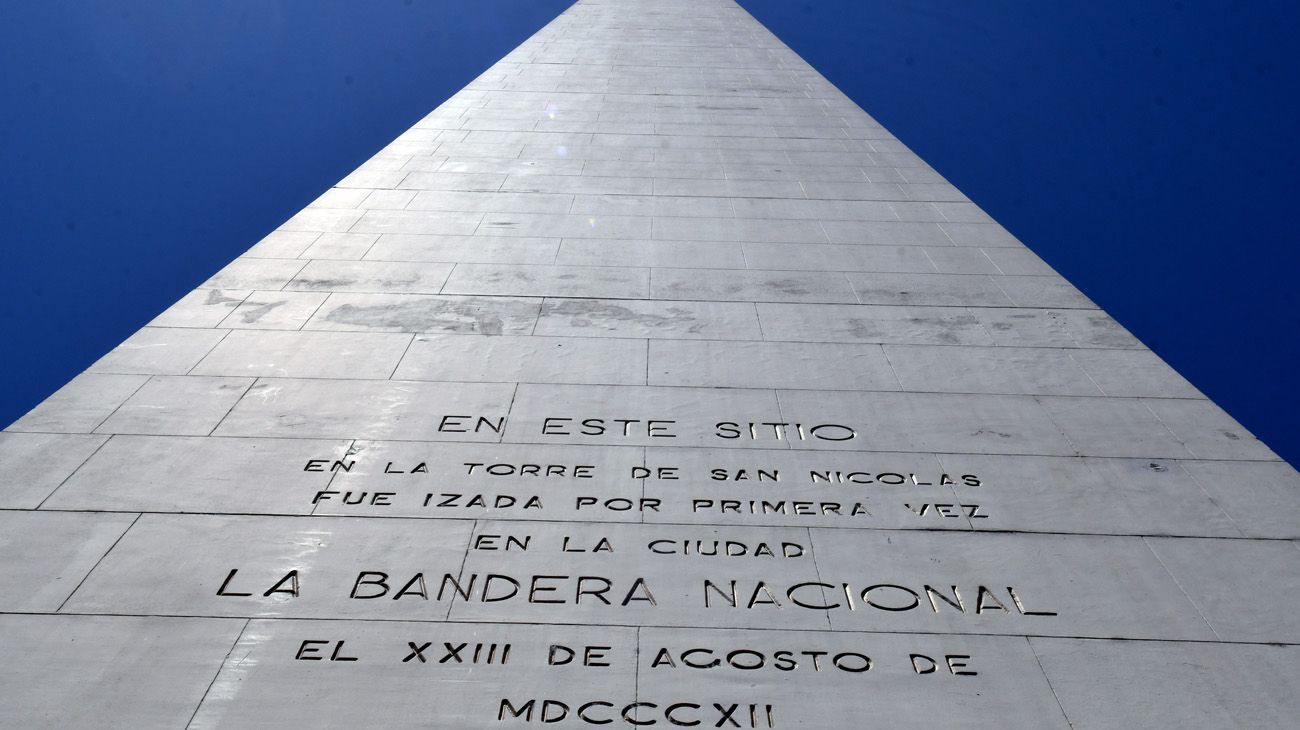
<box><xmin>2</xmin><ymin>0</ymin><xmax>1297</xmax><ymax>727</ymax></box>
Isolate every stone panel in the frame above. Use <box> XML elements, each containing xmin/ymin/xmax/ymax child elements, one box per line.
<box><xmin>0</xmin><ymin>432</ymin><xmax>109</xmax><ymax>508</ymax></box>
<box><xmin>396</xmin><ymin>333</ymin><xmax>647</xmax><ymax>385</ymax></box>
<box><xmin>46</xmin><ymin>434</ymin><xmax>351</xmax><ymax>514</ymax></box>
<box><xmin>214</xmin><ymin>378</ymin><xmax>516</xmax><ymax>440</ymax></box>
<box><xmin>1</xmin><ymin>0</ymin><xmax>1292</xmax><ymax>725</ymax></box>
<box><xmin>0</xmin><ymin>615</ymin><xmax>244</xmax><ymax>730</ymax></box>
<box><xmin>1032</xmin><ymin>638</ymin><xmax>1300</xmax><ymax>728</ymax></box>
<box><xmin>0</xmin><ymin>511</ymin><xmax>137</xmax><ymax>611</ymax></box>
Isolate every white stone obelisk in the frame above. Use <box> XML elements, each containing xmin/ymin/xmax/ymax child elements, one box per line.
<box><xmin>2</xmin><ymin>1</ymin><xmax>1296</xmax><ymax>727</ymax></box>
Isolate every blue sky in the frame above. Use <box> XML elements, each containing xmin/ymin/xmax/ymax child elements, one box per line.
<box><xmin>2</xmin><ymin>0</ymin><xmax>1297</xmax><ymax>463</ymax></box>
<box><xmin>739</xmin><ymin>0</ymin><xmax>1300</xmax><ymax>463</ymax></box>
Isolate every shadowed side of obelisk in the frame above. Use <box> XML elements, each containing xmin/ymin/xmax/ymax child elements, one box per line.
<box><xmin>2</xmin><ymin>0</ymin><xmax>1298</xmax><ymax>727</ymax></box>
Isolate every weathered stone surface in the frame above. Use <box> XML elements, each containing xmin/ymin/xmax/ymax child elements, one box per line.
<box><xmin>0</xmin><ymin>511</ymin><xmax>137</xmax><ymax>611</ymax></box>
<box><xmin>2</xmin><ymin>0</ymin><xmax>1294</xmax><ymax>725</ymax></box>
<box><xmin>1031</xmin><ymin>638</ymin><xmax>1300</xmax><ymax>729</ymax></box>
<box><xmin>0</xmin><ymin>615</ymin><xmax>243</xmax><ymax>730</ymax></box>
<box><xmin>0</xmin><ymin>432</ymin><xmax>108</xmax><ymax>508</ymax></box>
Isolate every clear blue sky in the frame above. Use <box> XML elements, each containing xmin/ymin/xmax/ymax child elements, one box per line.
<box><xmin>2</xmin><ymin>1</ymin><xmax>1297</xmax><ymax>463</ymax></box>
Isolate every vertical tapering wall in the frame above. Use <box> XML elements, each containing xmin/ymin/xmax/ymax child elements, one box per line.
<box><xmin>2</xmin><ymin>0</ymin><xmax>1298</xmax><ymax>727</ymax></box>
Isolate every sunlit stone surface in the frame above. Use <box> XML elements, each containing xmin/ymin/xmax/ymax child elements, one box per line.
<box><xmin>3</xmin><ymin>0</ymin><xmax>1297</xmax><ymax>727</ymax></box>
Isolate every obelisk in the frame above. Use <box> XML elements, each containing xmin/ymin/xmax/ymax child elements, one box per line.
<box><xmin>2</xmin><ymin>0</ymin><xmax>1297</xmax><ymax>727</ymax></box>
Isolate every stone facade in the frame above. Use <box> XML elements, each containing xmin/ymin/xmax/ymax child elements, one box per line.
<box><xmin>2</xmin><ymin>1</ymin><xmax>1297</xmax><ymax>727</ymax></box>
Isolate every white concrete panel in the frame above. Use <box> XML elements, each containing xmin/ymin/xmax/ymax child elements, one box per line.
<box><xmin>2</xmin><ymin>0</ymin><xmax>1291</xmax><ymax>724</ymax></box>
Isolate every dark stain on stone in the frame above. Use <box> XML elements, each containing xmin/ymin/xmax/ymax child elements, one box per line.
<box><xmin>376</xmin><ymin>276</ymin><xmax>422</xmax><ymax>289</ymax></box>
<box><xmin>292</xmin><ymin>278</ymin><xmax>352</xmax><ymax>290</ymax></box>
<box><xmin>323</xmin><ymin>300</ymin><xmax>535</xmax><ymax>335</ymax></box>
<box><xmin>239</xmin><ymin>300</ymin><xmax>287</xmax><ymax>323</ymax></box>
<box><xmin>842</xmin><ymin>314</ymin><xmax>976</xmax><ymax>344</ymax></box>
<box><xmin>1084</xmin><ymin>315</ymin><xmax>1139</xmax><ymax>347</ymax></box>
<box><xmin>544</xmin><ymin>299</ymin><xmax>705</xmax><ymax>333</ymax></box>
<box><xmin>765</xmin><ymin>278</ymin><xmax>811</xmax><ymax>296</ymax></box>
<box><xmin>845</xmin><ymin>320</ymin><xmax>884</xmax><ymax>341</ymax></box>
<box><xmin>204</xmin><ymin>290</ymin><xmax>246</xmax><ymax>306</ymax></box>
